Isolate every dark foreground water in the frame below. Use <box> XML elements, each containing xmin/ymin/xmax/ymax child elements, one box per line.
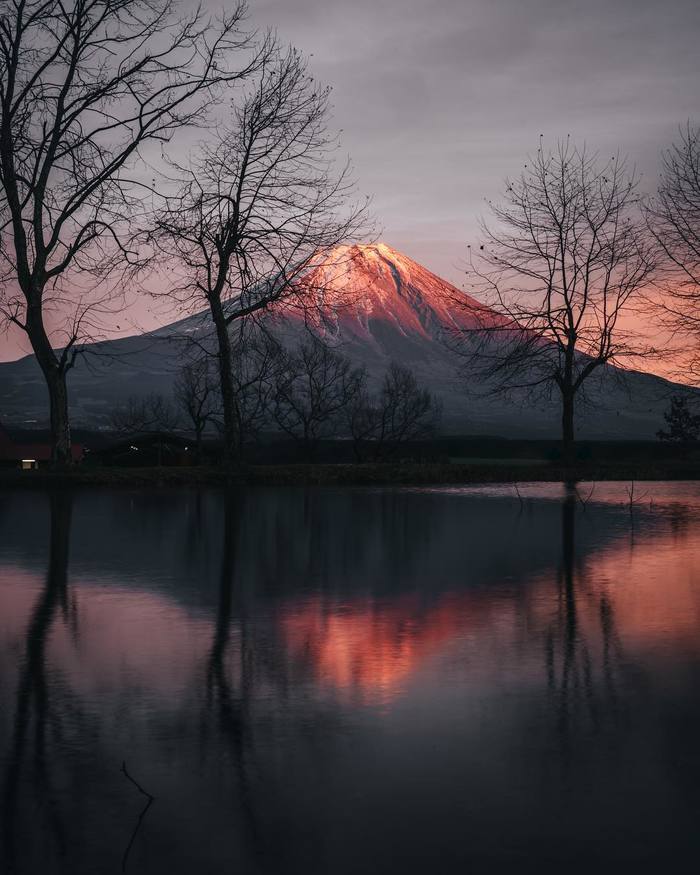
<box><xmin>1</xmin><ymin>483</ymin><xmax>700</xmax><ymax>874</ymax></box>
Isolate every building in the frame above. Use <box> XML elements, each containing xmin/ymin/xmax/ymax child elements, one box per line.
<box><xmin>0</xmin><ymin>421</ymin><xmax>84</xmax><ymax>468</ymax></box>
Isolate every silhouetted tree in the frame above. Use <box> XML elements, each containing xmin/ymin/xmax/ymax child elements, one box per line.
<box><xmin>348</xmin><ymin>362</ymin><xmax>442</xmax><ymax>460</ymax></box>
<box><xmin>111</xmin><ymin>394</ymin><xmax>180</xmax><ymax>436</ymax></box>
<box><xmin>227</xmin><ymin>327</ymin><xmax>282</xmax><ymax>456</ymax></box>
<box><xmin>346</xmin><ymin>372</ymin><xmax>380</xmax><ymax>461</ymax></box>
<box><xmin>454</xmin><ymin>140</ymin><xmax>656</xmax><ymax>464</ymax></box>
<box><xmin>175</xmin><ymin>359</ymin><xmax>219</xmax><ymax>461</ymax></box>
<box><xmin>0</xmin><ymin>0</ymin><xmax>253</xmax><ymax>465</ymax></box>
<box><xmin>151</xmin><ymin>40</ymin><xmax>368</xmax><ymax>465</ymax></box>
<box><xmin>377</xmin><ymin>362</ymin><xmax>442</xmax><ymax>448</ymax></box>
<box><xmin>647</xmin><ymin>123</ymin><xmax>700</xmax><ymax>379</ymax></box>
<box><xmin>273</xmin><ymin>337</ymin><xmax>363</xmax><ymax>458</ymax></box>
<box><xmin>110</xmin><ymin>393</ymin><xmax>181</xmax><ymax>465</ymax></box>
<box><xmin>657</xmin><ymin>395</ymin><xmax>700</xmax><ymax>442</ymax></box>
<box><xmin>2</xmin><ymin>491</ymin><xmax>73</xmax><ymax>870</ymax></box>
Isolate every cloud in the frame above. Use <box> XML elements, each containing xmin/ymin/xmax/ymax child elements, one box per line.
<box><xmin>243</xmin><ymin>0</ymin><xmax>700</xmax><ymax>281</ymax></box>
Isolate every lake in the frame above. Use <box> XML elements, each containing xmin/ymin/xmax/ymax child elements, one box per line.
<box><xmin>1</xmin><ymin>483</ymin><xmax>699</xmax><ymax>874</ymax></box>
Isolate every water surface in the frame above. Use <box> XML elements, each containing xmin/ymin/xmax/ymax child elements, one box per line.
<box><xmin>1</xmin><ymin>483</ymin><xmax>699</xmax><ymax>873</ymax></box>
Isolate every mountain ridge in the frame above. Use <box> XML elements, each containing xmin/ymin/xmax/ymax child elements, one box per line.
<box><xmin>0</xmin><ymin>242</ymin><xmax>681</xmax><ymax>438</ymax></box>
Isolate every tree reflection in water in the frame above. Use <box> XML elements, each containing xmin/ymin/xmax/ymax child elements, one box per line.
<box><xmin>2</xmin><ymin>491</ymin><xmax>74</xmax><ymax>872</ymax></box>
<box><xmin>0</xmin><ymin>484</ymin><xmax>699</xmax><ymax>872</ymax></box>
<box><xmin>203</xmin><ymin>489</ymin><xmax>264</xmax><ymax>860</ymax></box>
<box><xmin>546</xmin><ymin>484</ymin><xmax>638</xmax><ymax>766</ymax></box>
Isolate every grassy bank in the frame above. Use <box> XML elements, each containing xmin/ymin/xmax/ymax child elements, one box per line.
<box><xmin>4</xmin><ymin>459</ymin><xmax>700</xmax><ymax>488</ymax></box>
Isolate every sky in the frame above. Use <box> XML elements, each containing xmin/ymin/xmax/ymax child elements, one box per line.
<box><xmin>245</xmin><ymin>0</ymin><xmax>699</xmax><ymax>269</ymax></box>
<box><xmin>2</xmin><ymin>0</ymin><xmax>699</xmax><ymax>361</ymax></box>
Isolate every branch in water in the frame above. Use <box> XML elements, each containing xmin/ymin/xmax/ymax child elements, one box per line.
<box><xmin>120</xmin><ymin>761</ymin><xmax>155</xmax><ymax>872</ymax></box>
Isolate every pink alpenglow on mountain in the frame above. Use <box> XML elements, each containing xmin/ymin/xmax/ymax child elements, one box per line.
<box><xmin>0</xmin><ymin>242</ymin><xmax>679</xmax><ymax>438</ymax></box>
<box><xmin>291</xmin><ymin>242</ymin><xmax>497</xmax><ymax>347</ymax></box>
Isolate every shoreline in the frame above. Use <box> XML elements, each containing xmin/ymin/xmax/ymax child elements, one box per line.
<box><xmin>3</xmin><ymin>461</ymin><xmax>700</xmax><ymax>488</ymax></box>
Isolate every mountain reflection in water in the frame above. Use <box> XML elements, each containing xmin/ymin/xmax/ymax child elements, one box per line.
<box><xmin>1</xmin><ymin>484</ymin><xmax>699</xmax><ymax>874</ymax></box>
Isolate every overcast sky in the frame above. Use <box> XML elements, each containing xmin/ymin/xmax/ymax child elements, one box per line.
<box><xmin>243</xmin><ymin>0</ymin><xmax>699</xmax><ymax>280</ymax></box>
<box><xmin>2</xmin><ymin>0</ymin><xmax>699</xmax><ymax>360</ymax></box>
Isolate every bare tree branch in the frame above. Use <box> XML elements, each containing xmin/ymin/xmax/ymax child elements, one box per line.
<box><xmin>646</xmin><ymin>122</ymin><xmax>700</xmax><ymax>381</ymax></box>
<box><xmin>449</xmin><ymin>138</ymin><xmax>656</xmax><ymax>463</ymax></box>
<box><xmin>0</xmin><ymin>0</ymin><xmax>255</xmax><ymax>464</ymax></box>
<box><xmin>272</xmin><ymin>335</ymin><xmax>363</xmax><ymax>459</ymax></box>
<box><xmin>149</xmin><ymin>38</ymin><xmax>371</xmax><ymax>464</ymax></box>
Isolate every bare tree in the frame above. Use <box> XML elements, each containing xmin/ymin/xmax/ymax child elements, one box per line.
<box><xmin>272</xmin><ymin>336</ymin><xmax>363</xmax><ymax>458</ymax></box>
<box><xmin>110</xmin><ymin>393</ymin><xmax>181</xmax><ymax>466</ymax></box>
<box><xmin>227</xmin><ymin>326</ymin><xmax>281</xmax><ymax>456</ymax></box>
<box><xmin>454</xmin><ymin>140</ymin><xmax>656</xmax><ymax>464</ymax></box>
<box><xmin>647</xmin><ymin>123</ymin><xmax>700</xmax><ymax>378</ymax></box>
<box><xmin>0</xmin><ymin>0</ymin><xmax>254</xmax><ymax>465</ymax></box>
<box><xmin>377</xmin><ymin>362</ymin><xmax>442</xmax><ymax>448</ymax></box>
<box><xmin>151</xmin><ymin>39</ymin><xmax>369</xmax><ymax>465</ymax></box>
<box><xmin>347</xmin><ymin>362</ymin><xmax>442</xmax><ymax>461</ymax></box>
<box><xmin>346</xmin><ymin>370</ymin><xmax>380</xmax><ymax>461</ymax></box>
<box><xmin>110</xmin><ymin>393</ymin><xmax>180</xmax><ymax>436</ymax></box>
<box><xmin>174</xmin><ymin>357</ymin><xmax>219</xmax><ymax>461</ymax></box>
<box><xmin>657</xmin><ymin>394</ymin><xmax>700</xmax><ymax>443</ymax></box>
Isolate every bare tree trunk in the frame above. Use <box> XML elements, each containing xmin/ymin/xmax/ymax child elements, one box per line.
<box><xmin>26</xmin><ymin>306</ymin><xmax>71</xmax><ymax>467</ymax></box>
<box><xmin>151</xmin><ymin>41</ymin><xmax>369</xmax><ymax>471</ymax></box>
<box><xmin>211</xmin><ymin>302</ymin><xmax>238</xmax><ymax>466</ymax></box>
<box><xmin>47</xmin><ymin>372</ymin><xmax>71</xmax><ymax>469</ymax></box>
<box><xmin>0</xmin><ymin>1</ymin><xmax>252</xmax><ymax>468</ymax></box>
<box><xmin>561</xmin><ymin>347</ymin><xmax>575</xmax><ymax>466</ymax></box>
<box><xmin>452</xmin><ymin>141</ymin><xmax>656</xmax><ymax>442</ymax></box>
<box><xmin>561</xmin><ymin>388</ymin><xmax>575</xmax><ymax>467</ymax></box>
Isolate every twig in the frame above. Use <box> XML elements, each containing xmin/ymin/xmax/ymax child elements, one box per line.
<box><xmin>576</xmin><ymin>482</ymin><xmax>596</xmax><ymax>510</ymax></box>
<box><xmin>121</xmin><ymin>761</ymin><xmax>155</xmax><ymax>872</ymax></box>
<box><xmin>626</xmin><ymin>480</ymin><xmax>649</xmax><ymax>515</ymax></box>
<box><xmin>513</xmin><ymin>482</ymin><xmax>525</xmax><ymax>510</ymax></box>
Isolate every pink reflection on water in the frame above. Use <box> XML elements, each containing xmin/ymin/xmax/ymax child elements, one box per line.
<box><xmin>279</xmin><ymin>593</ymin><xmax>523</xmax><ymax>705</ymax></box>
<box><xmin>1</xmin><ymin>511</ymin><xmax>700</xmax><ymax>710</ymax></box>
<box><xmin>0</xmin><ymin>572</ymin><xmax>212</xmax><ymax>700</ymax></box>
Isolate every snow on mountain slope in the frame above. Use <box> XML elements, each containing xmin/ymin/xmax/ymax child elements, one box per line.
<box><xmin>296</xmin><ymin>242</ymin><xmax>489</xmax><ymax>338</ymax></box>
<box><xmin>0</xmin><ymin>243</ymin><xmax>678</xmax><ymax>437</ymax></box>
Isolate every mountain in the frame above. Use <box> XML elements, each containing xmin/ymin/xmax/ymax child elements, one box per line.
<box><xmin>0</xmin><ymin>242</ymin><xmax>680</xmax><ymax>438</ymax></box>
